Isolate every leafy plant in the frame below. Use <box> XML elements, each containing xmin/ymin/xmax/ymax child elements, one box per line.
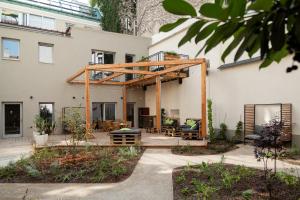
<box><xmin>175</xmin><ymin>172</ymin><xmax>186</xmax><ymax>183</ymax></box>
<box><xmin>221</xmin><ymin>171</ymin><xmax>240</xmax><ymax>189</ymax></box>
<box><xmin>25</xmin><ymin>164</ymin><xmax>41</xmax><ymax>178</ymax></box>
<box><xmin>63</xmin><ymin>107</ymin><xmax>86</xmax><ymax>144</ymax></box>
<box><xmin>235</xmin><ymin>165</ymin><xmax>255</xmax><ymax>178</ymax></box>
<box><xmin>233</xmin><ymin>121</ymin><xmax>243</xmax><ymax>142</ymax></box>
<box><xmin>207</xmin><ymin>99</ymin><xmax>216</xmax><ymax>143</ymax></box>
<box><xmin>112</xmin><ymin>165</ymin><xmax>127</xmax><ymax>177</ymax></box>
<box><xmin>276</xmin><ymin>171</ymin><xmax>299</xmax><ymax>186</ymax></box>
<box><xmin>160</xmin><ymin>0</ymin><xmax>300</xmax><ymax>72</ymax></box>
<box><xmin>254</xmin><ymin>118</ymin><xmax>285</xmax><ymax>199</ymax></box>
<box><xmin>181</xmin><ymin>187</ymin><xmax>190</xmax><ymax>196</ymax></box>
<box><xmin>242</xmin><ymin>189</ymin><xmax>254</xmax><ymax>200</ymax></box>
<box><xmin>192</xmin><ymin>178</ymin><xmax>217</xmax><ymax>200</ymax></box>
<box><xmin>118</xmin><ymin>146</ymin><xmax>139</xmax><ymax>158</ymax></box>
<box><xmin>219</xmin><ymin>122</ymin><xmax>227</xmax><ymax>140</ymax></box>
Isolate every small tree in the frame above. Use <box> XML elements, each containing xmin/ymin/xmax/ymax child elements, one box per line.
<box><xmin>232</xmin><ymin>121</ymin><xmax>243</xmax><ymax>142</ymax></box>
<box><xmin>207</xmin><ymin>99</ymin><xmax>216</xmax><ymax>142</ymax></box>
<box><xmin>219</xmin><ymin>122</ymin><xmax>227</xmax><ymax>140</ymax></box>
<box><xmin>254</xmin><ymin>118</ymin><xmax>285</xmax><ymax>199</ymax></box>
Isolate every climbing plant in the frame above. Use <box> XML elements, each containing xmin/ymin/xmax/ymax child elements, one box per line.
<box><xmin>207</xmin><ymin>99</ymin><xmax>216</xmax><ymax>142</ymax></box>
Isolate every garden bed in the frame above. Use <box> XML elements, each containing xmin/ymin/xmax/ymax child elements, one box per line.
<box><xmin>173</xmin><ymin>163</ymin><xmax>300</xmax><ymax>200</ymax></box>
<box><xmin>0</xmin><ymin>146</ymin><xmax>144</xmax><ymax>183</ymax></box>
<box><xmin>172</xmin><ymin>140</ymin><xmax>238</xmax><ymax>155</ymax></box>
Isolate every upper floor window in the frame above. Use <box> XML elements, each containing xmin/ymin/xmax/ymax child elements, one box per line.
<box><xmin>39</xmin><ymin>43</ymin><xmax>53</xmax><ymax>64</ymax></box>
<box><xmin>91</xmin><ymin>50</ymin><xmax>115</xmax><ymax>80</ymax></box>
<box><xmin>2</xmin><ymin>38</ymin><xmax>20</xmax><ymax>60</ymax></box>
<box><xmin>0</xmin><ymin>9</ymin><xmax>19</xmax><ymax>24</ymax></box>
<box><xmin>28</xmin><ymin>14</ymin><xmax>55</xmax><ymax>30</ymax></box>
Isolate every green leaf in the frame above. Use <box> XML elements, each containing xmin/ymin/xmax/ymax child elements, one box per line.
<box><xmin>159</xmin><ymin>18</ymin><xmax>188</xmax><ymax>32</ymax></box>
<box><xmin>221</xmin><ymin>27</ymin><xmax>246</xmax><ymax>62</ymax></box>
<box><xmin>228</xmin><ymin>0</ymin><xmax>247</xmax><ymax>18</ymax></box>
<box><xmin>205</xmin><ymin>22</ymin><xmax>241</xmax><ymax>53</ymax></box>
<box><xmin>195</xmin><ymin>22</ymin><xmax>219</xmax><ymax>44</ymax></box>
<box><xmin>248</xmin><ymin>0</ymin><xmax>273</xmax><ymax>12</ymax></box>
<box><xmin>234</xmin><ymin>33</ymin><xmax>257</xmax><ymax>61</ymax></box>
<box><xmin>248</xmin><ymin>35</ymin><xmax>261</xmax><ymax>58</ymax></box>
<box><xmin>200</xmin><ymin>3</ymin><xmax>228</xmax><ymax>21</ymax></box>
<box><xmin>215</xmin><ymin>0</ymin><xmax>224</xmax><ymax>6</ymax></box>
<box><xmin>270</xmin><ymin>46</ymin><xmax>289</xmax><ymax>63</ymax></box>
<box><xmin>259</xmin><ymin>57</ymin><xmax>273</xmax><ymax>69</ymax></box>
<box><xmin>271</xmin><ymin>12</ymin><xmax>286</xmax><ymax>51</ymax></box>
<box><xmin>163</xmin><ymin>0</ymin><xmax>197</xmax><ymax>17</ymax></box>
<box><xmin>178</xmin><ymin>20</ymin><xmax>206</xmax><ymax>47</ymax></box>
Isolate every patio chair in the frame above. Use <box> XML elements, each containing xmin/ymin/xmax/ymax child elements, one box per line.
<box><xmin>180</xmin><ymin>118</ymin><xmax>201</xmax><ymax>140</ymax></box>
<box><xmin>109</xmin><ymin>128</ymin><xmax>141</xmax><ymax>145</ymax></box>
<box><xmin>162</xmin><ymin>118</ymin><xmax>180</xmax><ymax>137</ymax></box>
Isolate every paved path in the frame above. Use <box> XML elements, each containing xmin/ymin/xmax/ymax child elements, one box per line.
<box><xmin>0</xmin><ymin>145</ymin><xmax>299</xmax><ymax>200</ymax></box>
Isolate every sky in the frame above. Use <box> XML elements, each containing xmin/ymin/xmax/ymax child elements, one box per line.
<box><xmin>77</xmin><ymin>0</ymin><xmax>89</xmax><ymax>4</ymax></box>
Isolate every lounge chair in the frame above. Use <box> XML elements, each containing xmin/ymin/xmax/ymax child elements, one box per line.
<box><xmin>180</xmin><ymin>118</ymin><xmax>201</xmax><ymax>140</ymax></box>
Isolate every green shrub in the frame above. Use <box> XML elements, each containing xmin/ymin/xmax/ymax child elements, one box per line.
<box><xmin>207</xmin><ymin>99</ymin><xmax>216</xmax><ymax>143</ymax></box>
<box><xmin>175</xmin><ymin>172</ymin><xmax>186</xmax><ymax>183</ymax></box>
<box><xmin>0</xmin><ymin>162</ymin><xmax>17</xmax><ymax>180</ymax></box>
<box><xmin>233</xmin><ymin>121</ymin><xmax>243</xmax><ymax>142</ymax></box>
<box><xmin>221</xmin><ymin>171</ymin><xmax>240</xmax><ymax>189</ymax></box>
<box><xmin>181</xmin><ymin>187</ymin><xmax>190</xmax><ymax>196</ymax></box>
<box><xmin>192</xmin><ymin>178</ymin><xmax>217</xmax><ymax>200</ymax></box>
<box><xmin>276</xmin><ymin>171</ymin><xmax>299</xmax><ymax>186</ymax></box>
<box><xmin>112</xmin><ymin>165</ymin><xmax>127</xmax><ymax>177</ymax></box>
<box><xmin>118</xmin><ymin>146</ymin><xmax>139</xmax><ymax>158</ymax></box>
<box><xmin>219</xmin><ymin>123</ymin><xmax>227</xmax><ymax>140</ymax></box>
<box><xmin>242</xmin><ymin>189</ymin><xmax>254</xmax><ymax>200</ymax></box>
<box><xmin>235</xmin><ymin>165</ymin><xmax>255</xmax><ymax>178</ymax></box>
<box><xmin>25</xmin><ymin>164</ymin><xmax>41</xmax><ymax>178</ymax></box>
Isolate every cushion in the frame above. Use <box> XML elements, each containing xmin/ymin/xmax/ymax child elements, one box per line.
<box><xmin>245</xmin><ymin>134</ymin><xmax>262</xmax><ymax>140</ymax></box>
<box><xmin>186</xmin><ymin>119</ymin><xmax>196</xmax><ymax>127</ymax></box>
<box><xmin>191</xmin><ymin>122</ymin><xmax>199</xmax><ymax>130</ymax></box>
<box><xmin>120</xmin><ymin>128</ymin><xmax>132</xmax><ymax>131</ymax></box>
<box><xmin>164</xmin><ymin>118</ymin><xmax>174</xmax><ymax>125</ymax></box>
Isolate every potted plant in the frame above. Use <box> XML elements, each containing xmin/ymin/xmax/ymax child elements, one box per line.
<box><xmin>33</xmin><ymin>115</ymin><xmax>53</xmax><ymax>146</ymax></box>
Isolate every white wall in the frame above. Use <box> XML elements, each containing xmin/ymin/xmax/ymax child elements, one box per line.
<box><xmin>148</xmin><ymin>21</ymin><xmax>300</xmax><ymax>145</ymax></box>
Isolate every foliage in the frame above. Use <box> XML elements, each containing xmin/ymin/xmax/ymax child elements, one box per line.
<box><xmin>242</xmin><ymin>189</ymin><xmax>254</xmax><ymax>200</ymax></box>
<box><xmin>207</xmin><ymin>99</ymin><xmax>216</xmax><ymax>142</ymax></box>
<box><xmin>0</xmin><ymin>147</ymin><xmax>142</xmax><ymax>183</ymax></box>
<box><xmin>118</xmin><ymin>146</ymin><xmax>140</xmax><ymax>158</ymax></box>
<box><xmin>63</xmin><ymin>108</ymin><xmax>86</xmax><ymax>144</ymax></box>
<box><xmin>221</xmin><ymin>170</ymin><xmax>240</xmax><ymax>189</ymax></box>
<box><xmin>34</xmin><ymin>115</ymin><xmax>54</xmax><ymax>135</ymax></box>
<box><xmin>276</xmin><ymin>171</ymin><xmax>299</xmax><ymax>186</ymax></box>
<box><xmin>219</xmin><ymin>122</ymin><xmax>227</xmax><ymax>140</ymax></box>
<box><xmin>39</xmin><ymin>105</ymin><xmax>55</xmax><ymax>134</ymax></box>
<box><xmin>191</xmin><ymin>178</ymin><xmax>217</xmax><ymax>200</ymax></box>
<box><xmin>160</xmin><ymin>0</ymin><xmax>300</xmax><ymax>72</ymax></box>
<box><xmin>90</xmin><ymin>0</ymin><xmax>136</xmax><ymax>34</ymax></box>
<box><xmin>233</xmin><ymin>121</ymin><xmax>243</xmax><ymax>142</ymax></box>
<box><xmin>181</xmin><ymin>187</ymin><xmax>190</xmax><ymax>196</ymax></box>
<box><xmin>254</xmin><ymin>118</ymin><xmax>285</xmax><ymax>199</ymax></box>
<box><xmin>175</xmin><ymin>171</ymin><xmax>186</xmax><ymax>183</ymax></box>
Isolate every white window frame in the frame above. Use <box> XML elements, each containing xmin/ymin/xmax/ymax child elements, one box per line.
<box><xmin>2</xmin><ymin>38</ymin><xmax>20</xmax><ymax>60</ymax></box>
<box><xmin>27</xmin><ymin>14</ymin><xmax>56</xmax><ymax>30</ymax></box>
<box><xmin>38</xmin><ymin>42</ymin><xmax>54</xmax><ymax>64</ymax></box>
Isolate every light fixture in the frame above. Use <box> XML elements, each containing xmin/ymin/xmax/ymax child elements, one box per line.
<box><xmin>30</xmin><ymin>96</ymin><xmax>33</xmax><ymax>99</ymax></box>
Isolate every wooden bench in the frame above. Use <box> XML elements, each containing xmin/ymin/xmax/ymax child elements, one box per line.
<box><xmin>109</xmin><ymin>129</ymin><xmax>141</xmax><ymax>145</ymax></box>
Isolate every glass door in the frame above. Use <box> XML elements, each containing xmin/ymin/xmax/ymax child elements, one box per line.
<box><xmin>127</xmin><ymin>103</ymin><xmax>135</xmax><ymax>127</ymax></box>
<box><xmin>3</xmin><ymin>103</ymin><xmax>22</xmax><ymax>137</ymax></box>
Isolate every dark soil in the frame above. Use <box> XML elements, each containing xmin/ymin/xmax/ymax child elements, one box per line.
<box><xmin>173</xmin><ymin>163</ymin><xmax>300</xmax><ymax>200</ymax></box>
<box><xmin>172</xmin><ymin>140</ymin><xmax>238</xmax><ymax>155</ymax></box>
<box><xmin>0</xmin><ymin>146</ymin><xmax>144</xmax><ymax>183</ymax></box>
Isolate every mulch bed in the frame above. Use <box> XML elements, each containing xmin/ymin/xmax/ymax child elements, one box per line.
<box><xmin>172</xmin><ymin>140</ymin><xmax>239</xmax><ymax>156</ymax></box>
<box><xmin>173</xmin><ymin>164</ymin><xmax>300</xmax><ymax>200</ymax></box>
<box><xmin>0</xmin><ymin>146</ymin><xmax>144</xmax><ymax>183</ymax></box>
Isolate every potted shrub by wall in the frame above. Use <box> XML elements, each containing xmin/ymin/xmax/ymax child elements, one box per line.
<box><xmin>33</xmin><ymin>115</ymin><xmax>54</xmax><ymax>146</ymax></box>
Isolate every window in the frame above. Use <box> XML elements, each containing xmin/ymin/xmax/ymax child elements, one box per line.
<box><xmin>91</xmin><ymin>50</ymin><xmax>115</xmax><ymax>80</ymax></box>
<box><xmin>39</xmin><ymin>43</ymin><xmax>53</xmax><ymax>63</ymax></box>
<box><xmin>2</xmin><ymin>38</ymin><xmax>20</xmax><ymax>60</ymax></box>
<box><xmin>92</xmin><ymin>103</ymin><xmax>116</xmax><ymax>121</ymax></box>
<box><xmin>28</xmin><ymin>14</ymin><xmax>55</xmax><ymax>30</ymax></box>
<box><xmin>0</xmin><ymin>9</ymin><xmax>19</xmax><ymax>24</ymax></box>
<box><xmin>39</xmin><ymin>103</ymin><xmax>54</xmax><ymax>124</ymax></box>
<box><xmin>125</xmin><ymin>54</ymin><xmax>135</xmax><ymax>81</ymax></box>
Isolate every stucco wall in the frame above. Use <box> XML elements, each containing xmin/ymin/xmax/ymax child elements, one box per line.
<box><xmin>0</xmin><ymin>26</ymin><xmax>150</xmax><ymax>138</ymax></box>
<box><xmin>147</xmin><ymin>24</ymin><xmax>300</xmax><ymax>146</ymax></box>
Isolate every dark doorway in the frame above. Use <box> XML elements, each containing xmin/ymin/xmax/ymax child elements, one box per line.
<box><xmin>127</xmin><ymin>103</ymin><xmax>135</xmax><ymax>127</ymax></box>
<box><xmin>125</xmin><ymin>54</ymin><xmax>135</xmax><ymax>81</ymax></box>
<box><xmin>4</xmin><ymin>103</ymin><xmax>22</xmax><ymax>136</ymax></box>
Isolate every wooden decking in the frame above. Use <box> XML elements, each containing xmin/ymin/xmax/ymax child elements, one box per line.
<box><xmin>47</xmin><ymin>131</ymin><xmax>207</xmax><ymax>147</ymax></box>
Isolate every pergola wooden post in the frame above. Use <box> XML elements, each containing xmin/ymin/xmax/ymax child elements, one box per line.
<box><xmin>84</xmin><ymin>67</ymin><xmax>91</xmax><ymax>135</ymax></box>
<box><xmin>122</xmin><ymin>85</ymin><xmax>127</xmax><ymax>123</ymax></box>
<box><xmin>201</xmin><ymin>61</ymin><xmax>207</xmax><ymax>138</ymax></box>
<box><xmin>156</xmin><ymin>76</ymin><xmax>161</xmax><ymax>133</ymax></box>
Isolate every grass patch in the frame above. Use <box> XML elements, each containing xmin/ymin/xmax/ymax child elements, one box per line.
<box><xmin>0</xmin><ymin>146</ymin><xmax>144</xmax><ymax>183</ymax></box>
<box><xmin>172</xmin><ymin>140</ymin><xmax>238</xmax><ymax>155</ymax></box>
<box><xmin>173</xmin><ymin>162</ymin><xmax>300</xmax><ymax>200</ymax></box>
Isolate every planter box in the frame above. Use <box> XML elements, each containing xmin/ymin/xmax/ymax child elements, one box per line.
<box><xmin>33</xmin><ymin>132</ymin><xmax>48</xmax><ymax>146</ymax></box>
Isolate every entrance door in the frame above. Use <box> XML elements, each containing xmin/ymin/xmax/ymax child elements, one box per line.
<box><xmin>127</xmin><ymin>103</ymin><xmax>135</xmax><ymax>127</ymax></box>
<box><xmin>3</xmin><ymin>103</ymin><xmax>22</xmax><ymax>137</ymax></box>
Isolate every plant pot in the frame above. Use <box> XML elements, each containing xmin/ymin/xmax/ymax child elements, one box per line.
<box><xmin>34</xmin><ymin>133</ymin><xmax>48</xmax><ymax>146</ymax></box>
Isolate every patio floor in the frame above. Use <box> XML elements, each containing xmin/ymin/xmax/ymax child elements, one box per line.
<box><xmin>47</xmin><ymin>131</ymin><xmax>207</xmax><ymax>147</ymax></box>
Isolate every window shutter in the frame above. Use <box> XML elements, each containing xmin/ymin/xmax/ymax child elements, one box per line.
<box><xmin>281</xmin><ymin>103</ymin><xmax>292</xmax><ymax>141</ymax></box>
<box><xmin>244</xmin><ymin>104</ymin><xmax>255</xmax><ymax>139</ymax></box>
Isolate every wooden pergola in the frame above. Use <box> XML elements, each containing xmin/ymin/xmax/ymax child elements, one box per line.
<box><xmin>66</xmin><ymin>58</ymin><xmax>207</xmax><ymax>139</ymax></box>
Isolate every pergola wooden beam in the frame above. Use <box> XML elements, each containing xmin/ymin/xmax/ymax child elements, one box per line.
<box><xmin>70</xmin><ymin>80</ymin><xmax>125</xmax><ymax>85</ymax></box>
<box><xmin>66</xmin><ymin>67</ymin><xmax>86</xmax><ymax>83</ymax></box>
<box><xmin>201</xmin><ymin>62</ymin><xmax>207</xmax><ymax>138</ymax></box>
<box><xmin>94</xmin><ymin>68</ymin><xmax>156</xmax><ymax>75</ymax></box>
<box><xmin>88</xmin><ymin>59</ymin><xmax>205</xmax><ymax>70</ymax></box>
<box><xmin>84</xmin><ymin>68</ymin><xmax>91</xmax><ymax>135</ymax></box>
<box><xmin>125</xmin><ymin>63</ymin><xmax>194</xmax><ymax>86</ymax></box>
